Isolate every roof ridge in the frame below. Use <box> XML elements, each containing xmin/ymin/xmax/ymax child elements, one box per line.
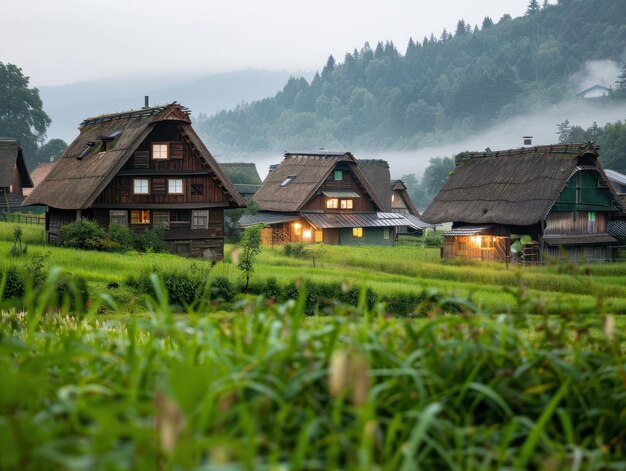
<box><xmin>80</xmin><ymin>102</ymin><xmax>190</xmax><ymax>127</ymax></box>
<box><xmin>455</xmin><ymin>143</ymin><xmax>597</xmax><ymax>164</ymax></box>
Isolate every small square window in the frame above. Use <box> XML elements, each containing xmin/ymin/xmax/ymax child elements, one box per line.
<box><xmin>326</xmin><ymin>198</ymin><xmax>338</xmax><ymax>209</ymax></box>
<box><xmin>110</xmin><ymin>210</ymin><xmax>128</xmax><ymax>227</ymax></box>
<box><xmin>192</xmin><ymin>210</ymin><xmax>209</xmax><ymax>230</ymax></box>
<box><xmin>340</xmin><ymin>199</ymin><xmax>353</xmax><ymax>209</ymax></box>
<box><xmin>353</xmin><ymin>227</ymin><xmax>363</xmax><ymax>238</ymax></box>
<box><xmin>168</xmin><ymin>179</ymin><xmax>183</xmax><ymax>194</ymax></box>
<box><xmin>133</xmin><ymin>179</ymin><xmax>149</xmax><ymax>194</ymax></box>
<box><xmin>334</xmin><ymin>170</ymin><xmax>343</xmax><ymax>181</ymax></box>
<box><xmin>152</xmin><ymin>143</ymin><xmax>168</xmax><ymax>160</ymax></box>
<box><xmin>154</xmin><ymin>211</ymin><xmax>170</xmax><ymax>230</ymax></box>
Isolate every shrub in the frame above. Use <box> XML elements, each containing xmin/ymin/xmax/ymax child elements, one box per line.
<box><xmin>56</xmin><ymin>274</ymin><xmax>90</xmax><ymax>311</ymax></box>
<box><xmin>423</xmin><ymin>230</ymin><xmax>443</xmax><ymax>247</ymax></box>
<box><xmin>211</xmin><ymin>276</ymin><xmax>235</xmax><ymax>303</ymax></box>
<box><xmin>61</xmin><ymin>219</ymin><xmax>109</xmax><ymax>250</ymax></box>
<box><xmin>108</xmin><ymin>223</ymin><xmax>134</xmax><ymax>251</ymax></box>
<box><xmin>163</xmin><ymin>272</ymin><xmax>204</xmax><ymax>306</ymax></box>
<box><xmin>0</xmin><ymin>268</ymin><xmax>25</xmax><ymax>299</ymax></box>
<box><xmin>134</xmin><ymin>227</ymin><xmax>166</xmax><ymax>253</ymax></box>
<box><xmin>283</xmin><ymin>242</ymin><xmax>306</xmax><ymax>258</ymax></box>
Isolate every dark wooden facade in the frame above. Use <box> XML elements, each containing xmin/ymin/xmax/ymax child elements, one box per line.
<box><xmin>32</xmin><ymin>105</ymin><xmax>245</xmax><ymax>259</ymax></box>
<box><xmin>0</xmin><ymin>139</ymin><xmax>33</xmax><ymax>213</ymax></box>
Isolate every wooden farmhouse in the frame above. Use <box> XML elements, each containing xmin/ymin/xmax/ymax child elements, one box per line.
<box><xmin>240</xmin><ymin>152</ymin><xmax>422</xmax><ymax>246</ymax></box>
<box><xmin>0</xmin><ymin>139</ymin><xmax>33</xmax><ymax>213</ymax></box>
<box><xmin>390</xmin><ymin>179</ymin><xmax>431</xmax><ymax>234</ymax></box>
<box><xmin>421</xmin><ymin>143</ymin><xmax>624</xmax><ymax>263</ymax></box>
<box><xmin>23</xmin><ymin>103</ymin><xmax>245</xmax><ymax>259</ymax></box>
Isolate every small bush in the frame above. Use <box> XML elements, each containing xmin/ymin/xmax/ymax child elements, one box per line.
<box><xmin>61</xmin><ymin>219</ymin><xmax>109</xmax><ymax>250</ymax></box>
<box><xmin>423</xmin><ymin>230</ymin><xmax>443</xmax><ymax>247</ymax></box>
<box><xmin>56</xmin><ymin>274</ymin><xmax>90</xmax><ymax>311</ymax></box>
<box><xmin>134</xmin><ymin>227</ymin><xmax>165</xmax><ymax>253</ymax></box>
<box><xmin>0</xmin><ymin>268</ymin><xmax>25</xmax><ymax>299</ymax></box>
<box><xmin>108</xmin><ymin>223</ymin><xmax>134</xmax><ymax>251</ymax></box>
<box><xmin>211</xmin><ymin>276</ymin><xmax>235</xmax><ymax>303</ymax></box>
<box><xmin>283</xmin><ymin>242</ymin><xmax>306</xmax><ymax>258</ymax></box>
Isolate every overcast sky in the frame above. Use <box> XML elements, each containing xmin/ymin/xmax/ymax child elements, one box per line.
<box><xmin>3</xmin><ymin>0</ymin><xmax>531</xmax><ymax>87</ymax></box>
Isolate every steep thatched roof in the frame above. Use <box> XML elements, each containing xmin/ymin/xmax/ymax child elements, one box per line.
<box><xmin>252</xmin><ymin>152</ymin><xmax>384</xmax><ymax>212</ymax></box>
<box><xmin>421</xmin><ymin>143</ymin><xmax>622</xmax><ymax>226</ymax></box>
<box><xmin>23</xmin><ymin>103</ymin><xmax>245</xmax><ymax>209</ymax></box>
<box><xmin>358</xmin><ymin>159</ymin><xmax>391</xmax><ymax>211</ymax></box>
<box><xmin>0</xmin><ymin>139</ymin><xmax>32</xmax><ymax>188</ymax></box>
<box><xmin>219</xmin><ymin>162</ymin><xmax>262</xmax><ymax>185</ymax></box>
<box><xmin>391</xmin><ymin>179</ymin><xmax>420</xmax><ymax>216</ymax></box>
<box><xmin>23</xmin><ymin>161</ymin><xmax>56</xmax><ymax>196</ymax></box>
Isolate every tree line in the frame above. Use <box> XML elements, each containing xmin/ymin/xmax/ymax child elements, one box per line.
<box><xmin>196</xmin><ymin>0</ymin><xmax>626</xmax><ymax>153</ymax></box>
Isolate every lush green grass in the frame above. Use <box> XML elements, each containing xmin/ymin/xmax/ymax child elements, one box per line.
<box><xmin>1</xmin><ymin>221</ymin><xmax>626</xmax><ymax>316</ymax></box>
<box><xmin>1</xmin><ymin>274</ymin><xmax>624</xmax><ymax>469</ymax></box>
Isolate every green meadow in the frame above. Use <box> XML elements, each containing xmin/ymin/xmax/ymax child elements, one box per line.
<box><xmin>1</xmin><ymin>221</ymin><xmax>626</xmax><ymax>469</ymax></box>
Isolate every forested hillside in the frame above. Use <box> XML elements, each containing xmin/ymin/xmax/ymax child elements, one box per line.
<box><xmin>197</xmin><ymin>0</ymin><xmax>626</xmax><ymax>152</ymax></box>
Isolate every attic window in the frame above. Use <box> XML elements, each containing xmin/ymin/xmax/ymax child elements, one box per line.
<box><xmin>280</xmin><ymin>175</ymin><xmax>295</xmax><ymax>187</ymax></box>
<box><xmin>152</xmin><ymin>143</ymin><xmax>169</xmax><ymax>160</ymax></box>
<box><xmin>334</xmin><ymin>170</ymin><xmax>343</xmax><ymax>181</ymax></box>
<box><xmin>77</xmin><ymin>142</ymin><xmax>95</xmax><ymax>160</ymax></box>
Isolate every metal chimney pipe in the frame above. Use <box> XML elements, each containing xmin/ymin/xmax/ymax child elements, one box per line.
<box><xmin>144</xmin><ymin>96</ymin><xmax>149</xmax><ymax>108</ymax></box>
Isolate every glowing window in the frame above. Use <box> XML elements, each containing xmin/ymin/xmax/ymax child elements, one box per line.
<box><xmin>152</xmin><ymin>143</ymin><xmax>168</xmax><ymax>160</ymax></box>
<box><xmin>133</xmin><ymin>179</ymin><xmax>149</xmax><ymax>194</ymax></box>
<box><xmin>326</xmin><ymin>198</ymin><xmax>338</xmax><ymax>209</ymax></box>
<box><xmin>131</xmin><ymin>210</ymin><xmax>150</xmax><ymax>224</ymax></box>
<box><xmin>334</xmin><ymin>170</ymin><xmax>343</xmax><ymax>180</ymax></box>
<box><xmin>293</xmin><ymin>223</ymin><xmax>301</xmax><ymax>236</ymax></box>
<box><xmin>340</xmin><ymin>199</ymin><xmax>353</xmax><ymax>209</ymax></box>
<box><xmin>315</xmin><ymin>230</ymin><xmax>323</xmax><ymax>242</ymax></box>
<box><xmin>353</xmin><ymin>227</ymin><xmax>363</xmax><ymax>238</ymax></box>
<box><xmin>168</xmin><ymin>179</ymin><xmax>183</xmax><ymax>194</ymax></box>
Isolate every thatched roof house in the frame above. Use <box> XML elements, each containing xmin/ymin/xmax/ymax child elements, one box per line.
<box><xmin>422</xmin><ymin>143</ymin><xmax>623</xmax><ymax>262</ymax></box>
<box><xmin>243</xmin><ymin>152</ymin><xmax>422</xmax><ymax>246</ymax></box>
<box><xmin>0</xmin><ymin>139</ymin><xmax>32</xmax><ymax>212</ymax></box>
<box><xmin>23</xmin><ymin>161</ymin><xmax>57</xmax><ymax>197</ymax></box>
<box><xmin>24</xmin><ymin>102</ymin><xmax>245</xmax><ymax>259</ymax></box>
<box><xmin>218</xmin><ymin>162</ymin><xmax>262</xmax><ymax>200</ymax></box>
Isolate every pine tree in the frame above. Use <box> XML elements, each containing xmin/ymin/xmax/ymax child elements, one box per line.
<box><xmin>322</xmin><ymin>55</ymin><xmax>336</xmax><ymax>77</ymax></box>
<box><xmin>526</xmin><ymin>0</ymin><xmax>540</xmax><ymax>15</ymax></box>
<box><xmin>482</xmin><ymin>16</ymin><xmax>494</xmax><ymax>29</ymax></box>
<box><xmin>455</xmin><ymin>19</ymin><xmax>467</xmax><ymax>36</ymax></box>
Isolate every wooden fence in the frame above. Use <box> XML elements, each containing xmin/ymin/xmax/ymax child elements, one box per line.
<box><xmin>0</xmin><ymin>212</ymin><xmax>45</xmax><ymax>225</ymax></box>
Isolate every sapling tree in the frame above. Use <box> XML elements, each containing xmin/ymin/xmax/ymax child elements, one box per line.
<box><xmin>9</xmin><ymin>225</ymin><xmax>27</xmax><ymax>256</ymax></box>
<box><xmin>237</xmin><ymin>224</ymin><xmax>262</xmax><ymax>292</ymax></box>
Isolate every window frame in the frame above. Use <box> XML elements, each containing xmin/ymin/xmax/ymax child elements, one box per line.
<box><xmin>153</xmin><ymin>211</ymin><xmax>170</xmax><ymax>230</ymax></box>
<box><xmin>168</xmin><ymin>178</ymin><xmax>184</xmax><ymax>195</ymax></box>
<box><xmin>340</xmin><ymin>199</ymin><xmax>353</xmax><ymax>209</ymax></box>
<box><xmin>191</xmin><ymin>210</ymin><xmax>209</xmax><ymax>230</ymax></box>
<box><xmin>133</xmin><ymin>178</ymin><xmax>150</xmax><ymax>195</ymax></box>
<box><xmin>352</xmin><ymin>227</ymin><xmax>363</xmax><ymax>238</ymax></box>
<box><xmin>151</xmin><ymin>142</ymin><xmax>169</xmax><ymax>160</ymax></box>
<box><xmin>109</xmin><ymin>210</ymin><xmax>128</xmax><ymax>227</ymax></box>
<box><xmin>334</xmin><ymin>170</ymin><xmax>343</xmax><ymax>181</ymax></box>
<box><xmin>130</xmin><ymin>210</ymin><xmax>151</xmax><ymax>225</ymax></box>
<box><xmin>326</xmin><ymin>198</ymin><xmax>339</xmax><ymax>209</ymax></box>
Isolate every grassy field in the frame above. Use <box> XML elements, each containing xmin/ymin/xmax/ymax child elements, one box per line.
<box><xmin>1</xmin><ymin>221</ymin><xmax>626</xmax><ymax>316</ymax></box>
<box><xmin>2</xmin><ymin>221</ymin><xmax>626</xmax><ymax>469</ymax></box>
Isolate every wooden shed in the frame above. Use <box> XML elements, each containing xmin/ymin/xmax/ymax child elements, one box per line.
<box><xmin>0</xmin><ymin>139</ymin><xmax>33</xmax><ymax>213</ymax></box>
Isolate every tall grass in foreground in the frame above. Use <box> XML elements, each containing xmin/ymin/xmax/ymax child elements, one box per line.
<box><xmin>1</xmin><ymin>273</ymin><xmax>625</xmax><ymax>470</ymax></box>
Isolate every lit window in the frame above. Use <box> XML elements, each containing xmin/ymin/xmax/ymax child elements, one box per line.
<box><xmin>588</xmin><ymin>211</ymin><xmax>595</xmax><ymax>222</ymax></box>
<box><xmin>340</xmin><ymin>199</ymin><xmax>353</xmax><ymax>209</ymax></box>
<box><xmin>131</xmin><ymin>210</ymin><xmax>150</xmax><ymax>224</ymax></box>
<box><xmin>353</xmin><ymin>227</ymin><xmax>363</xmax><ymax>238</ymax></box>
<box><xmin>334</xmin><ymin>170</ymin><xmax>343</xmax><ymax>181</ymax></box>
<box><xmin>152</xmin><ymin>143</ymin><xmax>168</xmax><ymax>160</ymax></box>
<box><xmin>293</xmin><ymin>223</ymin><xmax>301</xmax><ymax>236</ymax></box>
<box><xmin>315</xmin><ymin>230</ymin><xmax>323</xmax><ymax>242</ymax></box>
<box><xmin>110</xmin><ymin>210</ymin><xmax>128</xmax><ymax>226</ymax></box>
<box><xmin>168</xmin><ymin>179</ymin><xmax>183</xmax><ymax>194</ymax></box>
<box><xmin>192</xmin><ymin>210</ymin><xmax>209</xmax><ymax>230</ymax></box>
<box><xmin>326</xmin><ymin>198</ymin><xmax>338</xmax><ymax>209</ymax></box>
<box><xmin>280</xmin><ymin>175</ymin><xmax>295</xmax><ymax>187</ymax></box>
<box><xmin>133</xmin><ymin>179</ymin><xmax>149</xmax><ymax>194</ymax></box>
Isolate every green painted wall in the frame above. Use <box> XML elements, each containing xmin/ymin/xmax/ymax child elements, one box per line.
<box><xmin>552</xmin><ymin>170</ymin><xmax>619</xmax><ymax>212</ymax></box>
<box><xmin>339</xmin><ymin>227</ymin><xmax>394</xmax><ymax>246</ymax></box>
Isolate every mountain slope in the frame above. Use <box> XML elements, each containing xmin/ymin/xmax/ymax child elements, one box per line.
<box><xmin>196</xmin><ymin>0</ymin><xmax>626</xmax><ymax>152</ymax></box>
